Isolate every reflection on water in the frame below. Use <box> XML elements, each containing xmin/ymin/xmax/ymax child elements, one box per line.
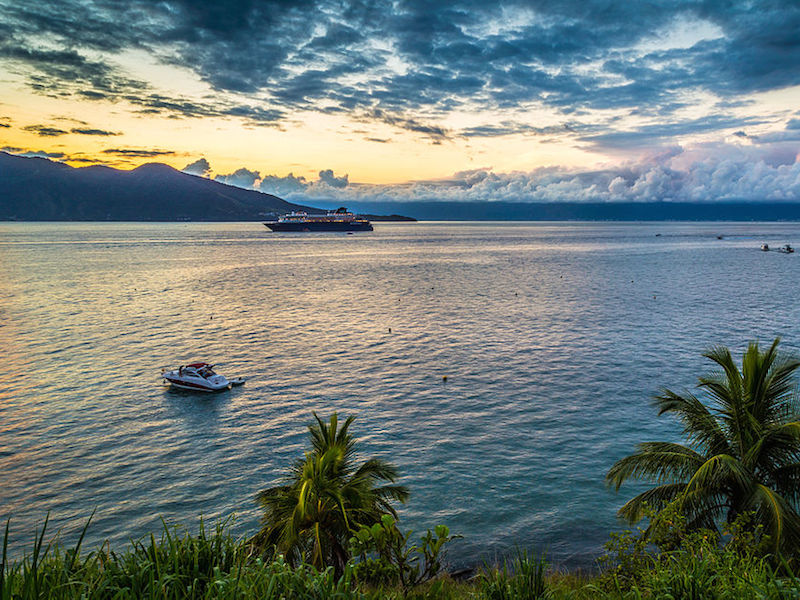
<box><xmin>1</xmin><ymin>221</ymin><xmax>800</xmax><ymax>567</ymax></box>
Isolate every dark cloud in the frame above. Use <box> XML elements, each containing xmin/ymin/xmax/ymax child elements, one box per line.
<box><xmin>259</xmin><ymin>172</ymin><xmax>308</xmax><ymax>196</ymax></box>
<box><xmin>23</xmin><ymin>124</ymin><xmax>68</xmax><ymax>136</ymax></box>
<box><xmin>460</xmin><ymin>122</ymin><xmax>573</xmax><ymax>138</ymax></box>
<box><xmin>64</xmin><ymin>157</ymin><xmax>102</xmax><ymax>163</ymax></box>
<box><xmin>578</xmin><ymin>115</ymin><xmax>767</xmax><ymax>151</ymax></box>
<box><xmin>70</xmin><ymin>127</ymin><xmax>120</xmax><ymax>136</ymax></box>
<box><xmin>215</xmin><ymin>167</ymin><xmax>260</xmax><ymax>189</ymax></box>
<box><xmin>366</xmin><ymin>108</ymin><xmax>449</xmax><ymax>141</ymax></box>
<box><xmin>2</xmin><ymin>146</ymin><xmax>64</xmax><ymax>158</ymax></box>
<box><xmin>182</xmin><ymin>158</ymin><xmax>211</xmax><ymax>176</ymax></box>
<box><xmin>223</xmin><ymin>105</ymin><xmax>284</xmax><ymax>123</ymax></box>
<box><xmin>102</xmin><ymin>148</ymin><xmax>175</xmax><ymax>157</ymax></box>
<box><xmin>318</xmin><ymin>169</ymin><xmax>348</xmax><ymax>188</ymax></box>
<box><xmin>0</xmin><ymin>41</ymin><xmax>149</xmax><ymax>98</ymax></box>
<box><xmin>2</xmin><ymin>0</ymin><xmax>799</xmax><ymax>144</ymax></box>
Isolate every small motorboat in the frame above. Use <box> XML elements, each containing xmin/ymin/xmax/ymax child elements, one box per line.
<box><xmin>761</xmin><ymin>243</ymin><xmax>770</xmax><ymax>251</ymax></box>
<box><xmin>779</xmin><ymin>244</ymin><xmax>795</xmax><ymax>254</ymax></box>
<box><xmin>162</xmin><ymin>363</ymin><xmax>245</xmax><ymax>392</ymax></box>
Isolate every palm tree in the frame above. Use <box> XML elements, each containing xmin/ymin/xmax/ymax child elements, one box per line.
<box><xmin>253</xmin><ymin>413</ymin><xmax>409</xmax><ymax>573</ymax></box>
<box><xmin>607</xmin><ymin>338</ymin><xmax>800</xmax><ymax>553</ymax></box>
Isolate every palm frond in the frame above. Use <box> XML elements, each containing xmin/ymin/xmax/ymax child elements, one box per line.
<box><xmin>684</xmin><ymin>454</ymin><xmax>752</xmax><ymax>496</ymax></box>
<box><xmin>606</xmin><ymin>442</ymin><xmax>705</xmax><ymax>490</ymax></box>
<box><xmin>352</xmin><ymin>457</ymin><xmax>401</xmax><ymax>482</ymax></box>
<box><xmin>654</xmin><ymin>390</ymin><xmax>729</xmax><ymax>454</ymax></box>
<box><xmin>616</xmin><ymin>483</ymin><xmax>687</xmax><ymax>523</ymax></box>
<box><xmin>702</xmin><ymin>345</ymin><xmax>743</xmax><ymax>401</ymax></box>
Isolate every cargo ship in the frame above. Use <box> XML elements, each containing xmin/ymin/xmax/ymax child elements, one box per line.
<box><xmin>264</xmin><ymin>207</ymin><xmax>373</xmax><ymax>232</ymax></box>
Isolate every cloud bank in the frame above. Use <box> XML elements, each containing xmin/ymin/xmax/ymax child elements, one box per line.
<box><xmin>202</xmin><ymin>140</ymin><xmax>800</xmax><ymax>203</ymax></box>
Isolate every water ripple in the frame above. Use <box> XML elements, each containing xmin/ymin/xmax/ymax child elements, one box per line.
<box><xmin>1</xmin><ymin>221</ymin><xmax>800</xmax><ymax>568</ymax></box>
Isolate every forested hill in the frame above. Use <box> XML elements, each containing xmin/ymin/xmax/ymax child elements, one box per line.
<box><xmin>0</xmin><ymin>152</ymin><xmax>315</xmax><ymax>221</ymax></box>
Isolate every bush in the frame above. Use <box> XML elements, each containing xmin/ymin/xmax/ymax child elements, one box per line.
<box><xmin>594</xmin><ymin>505</ymin><xmax>800</xmax><ymax>600</ymax></box>
<box><xmin>349</xmin><ymin>515</ymin><xmax>458</xmax><ymax>593</ymax></box>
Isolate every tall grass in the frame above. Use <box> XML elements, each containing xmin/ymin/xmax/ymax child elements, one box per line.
<box><xmin>0</xmin><ymin>516</ymin><xmax>367</xmax><ymax>599</ymax></box>
<box><xmin>478</xmin><ymin>550</ymin><xmax>550</xmax><ymax>600</ymax></box>
<box><xmin>7</xmin><ymin>514</ymin><xmax>800</xmax><ymax>599</ymax></box>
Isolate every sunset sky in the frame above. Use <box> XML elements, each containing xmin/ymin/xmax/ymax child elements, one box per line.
<box><xmin>1</xmin><ymin>0</ymin><xmax>799</xmax><ymax>203</ymax></box>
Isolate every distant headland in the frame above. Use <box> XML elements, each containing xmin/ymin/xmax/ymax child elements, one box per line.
<box><xmin>0</xmin><ymin>152</ymin><xmax>414</xmax><ymax>222</ymax></box>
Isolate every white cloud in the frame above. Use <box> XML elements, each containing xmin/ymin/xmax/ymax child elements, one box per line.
<box><xmin>208</xmin><ymin>140</ymin><xmax>800</xmax><ymax>203</ymax></box>
<box><xmin>260</xmin><ymin>145</ymin><xmax>800</xmax><ymax>203</ymax></box>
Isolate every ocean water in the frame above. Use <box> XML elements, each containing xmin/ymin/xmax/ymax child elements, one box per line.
<box><xmin>2</xmin><ymin>221</ymin><xmax>800</xmax><ymax>568</ymax></box>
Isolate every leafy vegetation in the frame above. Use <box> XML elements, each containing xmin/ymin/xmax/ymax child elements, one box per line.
<box><xmin>607</xmin><ymin>338</ymin><xmax>800</xmax><ymax>553</ymax></box>
<box><xmin>252</xmin><ymin>413</ymin><xmax>409</xmax><ymax>574</ymax></box>
<box><xmin>349</xmin><ymin>514</ymin><xmax>459</xmax><ymax>592</ymax></box>
<box><xmin>7</xmin><ymin>510</ymin><xmax>800</xmax><ymax>599</ymax></box>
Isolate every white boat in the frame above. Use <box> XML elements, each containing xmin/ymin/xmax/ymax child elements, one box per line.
<box><xmin>162</xmin><ymin>363</ymin><xmax>244</xmax><ymax>392</ymax></box>
<box><xmin>779</xmin><ymin>244</ymin><xmax>795</xmax><ymax>254</ymax></box>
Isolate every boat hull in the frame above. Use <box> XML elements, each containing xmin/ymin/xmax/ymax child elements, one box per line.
<box><xmin>162</xmin><ymin>371</ymin><xmax>231</xmax><ymax>392</ymax></box>
<box><xmin>164</xmin><ymin>378</ymin><xmax>231</xmax><ymax>392</ymax></box>
<box><xmin>264</xmin><ymin>221</ymin><xmax>373</xmax><ymax>232</ymax></box>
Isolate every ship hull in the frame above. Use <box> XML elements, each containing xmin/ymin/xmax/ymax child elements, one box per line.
<box><xmin>264</xmin><ymin>221</ymin><xmax>373</xmax><ymax>232</ymax></box>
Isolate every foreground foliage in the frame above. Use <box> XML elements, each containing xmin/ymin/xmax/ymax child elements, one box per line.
<box><xmin>478</xmin><ymin>550</ymin><xmax>550</xmax><ymax>600</ymax></box>
<box><xmin>349</xmin><ymin>514</ymin><xmax>459</xmax><ymax>592</ymax></box>
<box><xmin>252</xmin><ymin>413</ymin><xmax>409</xmax><ymax>574</ymax></box>
<box><xmin>7</xmin><ymin>515</ymin><xmax>800</xmax><ymax>599</ymax></box>
<box><xmin>607</xmin><ymin>338</ymin><xmax>800</xmax><ymax>554</ymax></box>
<box><xmin>0</xmin><ymin>517</ymin><xmax>366</xmax><ymax>600</ymax></box>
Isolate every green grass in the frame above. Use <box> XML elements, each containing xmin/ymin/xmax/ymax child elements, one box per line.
<box><xmin>5</xmin><ymin>516</ymin><xmax>800</xmax><ymax>599</ymax></box>
<box><xmin>1</xmin><ymin>516</ymin><xmax>366</xmax><ymax>599</ymax></box>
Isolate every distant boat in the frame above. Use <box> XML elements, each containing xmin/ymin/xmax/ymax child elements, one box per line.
<box><xmin>778</xmin><ymin>244</ymin><xmax>795</xmax><ymax>254</ymax></box>
<box><xmin>761</xmin><ymin>243</ymin><xmax>770</xmax><ymax>251</ymax></box>
<box><xmin>264</xmin><ymin>207</ymin><xmax>373</xmax><ymax>232</ymax></box>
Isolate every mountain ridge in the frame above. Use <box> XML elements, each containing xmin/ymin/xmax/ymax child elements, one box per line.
<box><xmin>0</xmin><ymin>152</ymin><xmax>316</xmax><ymax>221</ymax></box>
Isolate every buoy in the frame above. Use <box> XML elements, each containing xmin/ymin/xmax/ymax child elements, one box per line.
<box><xmin>442</xmin><ymin>375</ymin><xmax>448</xmax><ymax>382</ymax></box>
<box><xmin>388</xmin><ymin>327</ymin><xmax>392</xmax><ymax>333</ymax></box>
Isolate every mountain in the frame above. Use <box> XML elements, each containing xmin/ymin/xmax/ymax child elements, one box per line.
<box><xmin>0</xmin><ymin>152</ymin><xmax>315</xmax><ymax>221</ymax></box>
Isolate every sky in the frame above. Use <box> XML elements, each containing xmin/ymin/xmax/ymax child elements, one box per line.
<box><xmin>1</xmin><ymin>0</ymin><xmax>800</xmax><ymax>203</ymax></box>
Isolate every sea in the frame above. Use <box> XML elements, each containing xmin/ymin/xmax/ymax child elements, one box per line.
<box><xmin>2</xmin><ymin>221</ymin><xmax>800</xmax><ymax>569</ymax></box>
